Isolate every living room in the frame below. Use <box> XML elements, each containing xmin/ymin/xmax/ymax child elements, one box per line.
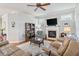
<box><xmin>0</xmin><ymin>3</ymin><xmax>79</xmax><ymax>56</ymax></box>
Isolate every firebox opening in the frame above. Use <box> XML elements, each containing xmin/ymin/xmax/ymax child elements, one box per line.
<box><xmin>48</xmin><ymin>31</ymin><xmax>56</xmax><ymax>38</ymax></box>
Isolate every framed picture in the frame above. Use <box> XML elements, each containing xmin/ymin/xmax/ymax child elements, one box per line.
<box><xmin>11</xmin><ymin>21</ymin><xmax>15</xmax><ymax>27</ymax></box>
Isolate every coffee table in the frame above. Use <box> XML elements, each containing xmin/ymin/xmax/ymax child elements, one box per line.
<box><xmin>30</xmin><ymin>37</ymin><xmax>44</xmax><ymax>47</ymax></box>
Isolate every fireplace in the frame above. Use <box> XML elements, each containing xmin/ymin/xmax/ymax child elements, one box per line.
<box><xmin>46</xmin><ymin>26</ymin><xmax>59</xmax><ymax>40</ymax></box>
<box><xmin>48</xmin><ymin>31</ymin><xmax>56</xmax><ymax>38</ymax></box>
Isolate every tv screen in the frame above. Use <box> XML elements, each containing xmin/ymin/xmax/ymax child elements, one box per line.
<box><xmin>47</xmin><ymin>18</ymin><xmax>57</xmax><ymax>26</ymax></box>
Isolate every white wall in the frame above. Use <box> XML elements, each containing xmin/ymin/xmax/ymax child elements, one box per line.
<box><xmin>37</xmin><ymin>8</ymin><xmax>76</xmax><ymax>39</ymax></box>
<box><xmin>2</xmin><ymin>13</ymin><xmax>36</xmax><ymax>43</ymax></box>
<box><xmin>74</xmin><ymin>4</ymin><xmax>79</xmax><ymax>39</ymax></box>
<box><xmin>15</xmin><ymin>13</ymin><xmax>36</xmax><ymax>42</ymax></box>
<box><xmin>45</xmin><ymin>5</ymin><xmax>76</xmax><ymax>38</ymax></box>
<box><xmin>1</xmin><ymin>7</ymin><xmax>77</xmax><ymax>42</ymax></box>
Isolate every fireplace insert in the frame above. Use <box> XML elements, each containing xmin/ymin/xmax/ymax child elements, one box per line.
<box><xmin>48</xmin><ymin>31</ymin><xmax>56</xmax><ymax>38</ymax></box>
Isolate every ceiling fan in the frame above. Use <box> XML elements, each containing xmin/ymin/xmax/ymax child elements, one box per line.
<box><xmin>27</xmin><ymin>3</ymin><xmax>50</xmax><ymax>11</ymax></box>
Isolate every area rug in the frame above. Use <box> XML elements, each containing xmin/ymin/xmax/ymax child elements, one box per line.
<box><xmin>17</xmin><ymin>40</ymin><xmax>53</xmax><ymax>56</ymax></box>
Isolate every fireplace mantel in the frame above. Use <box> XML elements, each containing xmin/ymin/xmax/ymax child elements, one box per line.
<box><xmin>46</xmin><ymin>26</ymin><xmax>59</xmax><ymax>40</ymax></box>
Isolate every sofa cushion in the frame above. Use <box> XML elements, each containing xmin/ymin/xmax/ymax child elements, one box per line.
<box><xmin>11</xmin><ymin>49</ymin><xmax>32</xmax><ymax>56</ymax></box>
<box><xmin>50</xmin><ymin>41</ymin><xmax>62</xmax><ymax>49</ymax></box>
<box><xmin>63</xmin><ymin>39</ymin><xmax>70</xmax><ymax>47</ymax></box>
<box><xmin>50</xmin><ymin>50</ymin><xmax>59</xmax><ymax>56</ymax></box>
<box><xmin>63</xmin><ymin>40</ymin><xmax>79</xmax><ymax>56</ymax></box>
<box><xmin>57</xmin><ymin>39</ymin><xmax>70</xmax><ymax>55</ymax></box>
<box><xmin>57</xmin><ymin>38</ymin><xmax>65</xmax><ymax>42</ymax></box>
<box><xmin>0</xmin><ymin>50</ymin><xmax>4</xmax><ymax>56</ymax></box>
<box><xmin>0</xmin><ymin>40</ymin><xmax>9</xmax><ymax>47</ymax></box>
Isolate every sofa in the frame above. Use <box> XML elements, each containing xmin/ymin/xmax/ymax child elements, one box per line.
<box><xmin>42</xmin><ymin>38</ymin><xmax>79</xmax><ymax>56</ymax></box>
<box><xmin>0</xmin><ymin>40</ymin><xmax>32</xmax><ymax>56</ymax></box>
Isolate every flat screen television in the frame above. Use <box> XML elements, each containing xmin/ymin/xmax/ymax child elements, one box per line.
<box><xmin>47</xmin><ymin>18</ymin><xmax>57</xmax><ymax>26</ymax></box>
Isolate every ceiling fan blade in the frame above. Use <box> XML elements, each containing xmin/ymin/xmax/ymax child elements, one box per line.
<box><xmin>39</xmin><ymin>6</ymin><xmax>46</xmax><ymax>11</ymax></box>
<box><xmin>41</xmin><ymin>3</ymin><xmax>50</xmax><ymax>6</ymax></box>
<box><xmin>34</xmin><ymin>8</ymin><xmax>38</xmax><ymax>11</ymax></box>
<box><xmin>27</xmin><ymin>5</ymin><xmax>36</xmax><ymax>7</ymax></box>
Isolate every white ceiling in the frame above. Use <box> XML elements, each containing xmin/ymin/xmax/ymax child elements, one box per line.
<box><xmin>0</xmin><ymin>3</ymin><xmax>76</xmax><ymax>16</ymax></box>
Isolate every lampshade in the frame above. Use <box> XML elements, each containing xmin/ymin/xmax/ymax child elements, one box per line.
<box><xmin>64</xmin><ymin>27</ymin><xmax>71</xmax><ymax>32</ymax></box>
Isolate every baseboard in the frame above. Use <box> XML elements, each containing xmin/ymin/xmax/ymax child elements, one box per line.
<box><xmin>9</xmin><ymin>40</ymin><xmax>26</xmax><ymax>45</ymax></box>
